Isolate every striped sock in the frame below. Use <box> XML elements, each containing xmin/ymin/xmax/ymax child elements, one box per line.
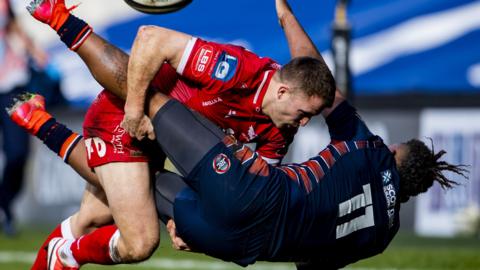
<box><xmin>57</xmin><ymin>14</ymin><xmax>93</xmax><ymax>51</ymax></box>
<box><xmin>36</xmin><ymin>118</ymin><xmax>83</xmax><ymax>162</ymax></box>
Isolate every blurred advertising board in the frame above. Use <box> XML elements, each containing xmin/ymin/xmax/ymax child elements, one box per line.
<box><xmin>415</xmin><ymin>109</ymin><xmax>480</xmax><ymax>237</ymax></box>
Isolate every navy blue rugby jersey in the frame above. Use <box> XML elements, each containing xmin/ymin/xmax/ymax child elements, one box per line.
<box><xmin>268</xmin><ymin>101</ymin><xmax>401</xmax><ymax>268</ymax></box>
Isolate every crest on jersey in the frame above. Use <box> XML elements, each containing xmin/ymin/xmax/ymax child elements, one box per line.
<box><xmin>213</xmin><ymin>153</ymin><xmax>231</xmax><ymax>174</ymax></box>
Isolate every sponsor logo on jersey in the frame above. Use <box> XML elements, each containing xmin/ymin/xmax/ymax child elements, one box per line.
<box><xmin>382</xmin><ymin>169</ymin><xmax>392</xmax><ymax>184</ymax></box>
<box><xmin>213</xmin><ymin>153</ymin><xmax>231</xmax><ymax>174</ymax></box>
<box><xmin>212</xmin><ymin>51</ymin><xmax>238</xmax><ymax>81</ymax></box>
<box><xmin>202</xmin><ymin>97</ymin><xmax>223</xmax><ymax>107</ymax></box>
<box><xmin>192</xmin><ymin>45</ymin><xmax>214</xmax><ymax>77</ymax></box>
<box><xmin>381</xmin><ymin>169</ymin><xmax>397</xmax><ymax>228</ymax></box>
<box><xmin>111</xmin><ymin>125</ymin><xmax>126</xmax><ymax>154</ymax></box>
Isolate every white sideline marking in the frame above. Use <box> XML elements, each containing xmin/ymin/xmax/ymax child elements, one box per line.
<box><xmin>0</xmin><ymin>251</ymin><xmax>419</xmax><ymax>270</ymax></box>
<box><xmin>0</xmin><ymin>251</ymin><xmax>36</xmax><ymax>264</ymax></box>
<box><xmin>0</xmin><ymin>251</ymin><xmax>293</xmax><ymax>269</ymax></box>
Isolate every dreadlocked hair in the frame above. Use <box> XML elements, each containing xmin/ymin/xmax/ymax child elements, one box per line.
<box><xmin>397</xmin><ymin>138</ymin><xmax>468</xmax><ymax>203</ymax></box>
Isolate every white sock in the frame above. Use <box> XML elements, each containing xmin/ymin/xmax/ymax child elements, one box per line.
<box><xmin>60</xmin><ymin>216</ymin><xmax>75</xmax><ymax>239</ymax></box>
<box><xmin>59</xmin><ymin>239</ymin><xmax>79</xmax><ymax>267</ymax></box>
<box><xmin>108</xmin><ymin>229</ymin><xmax>122</xmax><ymax>263</ymax></box>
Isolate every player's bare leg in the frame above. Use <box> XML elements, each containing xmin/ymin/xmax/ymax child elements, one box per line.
<box><xmin>76</xmin><ymin>34</ymin><xmax>129</xmax><ymax>99</ymax></box>
<box><xmin>47</xmin><ymin>162</ymin><xmax>159</xmax><ymax>268</ymax></box>
<box><xmin>63</xmin><ymin>137</ymin><xmax>100</xmax><ymax>185</ymax></box>
<box><xmin>70</xmin><ymin>184</ymin><xmax>112</xmax><ymax>237</ymax></box>
<box><xmin>94</xmin><ymin>162</ymin><xmax>159</xmax><ymax>262</ymax></box>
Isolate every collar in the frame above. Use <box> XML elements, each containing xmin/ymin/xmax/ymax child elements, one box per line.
<box><xmin>252</xmin><ymin>70</ymin><xmax>275</xmax><ymax>114</ymax></box>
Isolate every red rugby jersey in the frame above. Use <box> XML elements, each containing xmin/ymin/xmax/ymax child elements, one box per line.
<box><xmin>150</xmin><ymin>37</ymin><xmax>296</xmax><ymax>164</ymax></box>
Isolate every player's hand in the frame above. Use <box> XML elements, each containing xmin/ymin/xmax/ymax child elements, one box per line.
<box><xmin>275</xmin><ymin>0</ymin><xmax>293</xmax><ymax>28</ymax></box>
<box><xmin>121</xmin><ymin>111</ymin><xmax>155</xmax><ymax>140</ymax></box>
<box><xmin>167</xmin><ymin>219</ymin><xmax>191</xmax><ymax>251</ymax></box>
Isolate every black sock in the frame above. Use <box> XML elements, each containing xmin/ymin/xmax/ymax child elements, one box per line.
<box><xmin>57</xmin><ymin>14</ymin><xmax>92</xmax><ymax>51</ymax></box>
<box><xmin>36</xmin><ymin>118</ymin><xmax>82</xmax><ymax>162</ymax></box>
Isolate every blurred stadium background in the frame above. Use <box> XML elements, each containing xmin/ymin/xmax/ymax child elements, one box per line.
<box><xmin>1</xmin><ymin>0</ymin><xmax>480</xmax><ymax>269</ymax></box>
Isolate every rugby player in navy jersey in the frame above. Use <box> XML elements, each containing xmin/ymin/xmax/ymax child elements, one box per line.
<box><xmin>151</xmin><ymin>1</ymin><xmax>466</xmax><ymax>268</ymax></box>
<box><xmin>148</xmin><ymin>90</ymin><xmax>466</xmax><ymax>269</ymax></box>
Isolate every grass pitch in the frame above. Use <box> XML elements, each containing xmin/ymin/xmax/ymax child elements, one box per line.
<box><xmin>1</xmin><ymin>226</ymin><xmax>479</xmax><ymax>270</ymax></box>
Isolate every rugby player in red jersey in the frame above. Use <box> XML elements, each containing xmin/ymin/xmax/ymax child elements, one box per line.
<box><xmin>11</xmin><ymin>0</ymin><xmax>467</xmax><ymax>267</ymax></box>
<box><xmin>19</xmin><ymin>0</ymin><xmax>335</xmax><ymax>269</ymax></box>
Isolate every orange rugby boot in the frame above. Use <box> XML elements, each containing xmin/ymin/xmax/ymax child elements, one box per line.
<box><xmin>6</xmin><ymin>93</ymin><xmax>52</xmax><ymax>136</ymax></box>
<box><xmin>27</xmin><ymin>0</ymin><xmax>79</xmax><ymax>31</ymax></box>
<box><xmin>47</xmin><ymin>238</ymin><xmax>79</xmax><ymax>270</ymax></box>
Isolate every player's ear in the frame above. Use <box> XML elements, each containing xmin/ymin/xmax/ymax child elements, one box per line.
<box><xmin>277</xmin><ymin>84</ymin><xmax>289</xmax><ymax>100</ymax></box>
<box><xmin>388</xmin><ymin>144</ymin><xmax>398</xmax><ymax>155</ymax></box>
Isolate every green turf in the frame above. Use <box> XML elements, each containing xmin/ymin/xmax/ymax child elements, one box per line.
<box><xmin>1</xmin><ymin>227</ymin><xmax>479</xmax><ymax>269</ymax></box>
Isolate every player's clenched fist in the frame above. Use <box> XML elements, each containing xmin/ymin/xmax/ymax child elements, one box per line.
<box><xmin>121</xmin><ymin>111</ymin><xmax>155</xmax><ymax>140</ymax></box>
<box><xmin>275</xmin><ymin>0</ymin><xmax>293</xmax><ymax>28</ymax></box>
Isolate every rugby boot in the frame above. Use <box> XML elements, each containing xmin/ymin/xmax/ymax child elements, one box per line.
<box><xmin>7</xmin><ymin>93</ymin><xmax>52</xmax><ymax>136</ymax></box>
<box><xmin>27</xmin><ymin>0</ymin><xmax>79</xmax><ymax>31</ymax></box>
<box><xmin>47</xmin><ymin>238</ymin><xmax>79</xmax><ymax>270</ymax></box>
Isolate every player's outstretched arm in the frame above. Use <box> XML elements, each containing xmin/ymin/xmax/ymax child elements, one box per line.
<box><xmin>123</xmin><ymin>26</ymin><xmax>191</xmax><ymax>140</ymax></box>
<box><xmin>277</xmin><ymin>0</ymin><xmax>344</xmax><ymax>117</ymax></box>
<box><xmin>276</xmin><ymin>0</ymin><xmax>322</xmax><ymax>60</ymax></box>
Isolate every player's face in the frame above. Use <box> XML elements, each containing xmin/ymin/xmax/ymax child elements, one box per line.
<box><xmin>272</xmin><ymin>90</ymin><xmax>324</xmax><ymax>129</ymax></box>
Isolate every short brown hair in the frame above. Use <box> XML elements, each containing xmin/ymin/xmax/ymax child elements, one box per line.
<box><xmin>277</xmin><ymin>56</ymin><xmax>336</xmax><ymax>108</ymax></box>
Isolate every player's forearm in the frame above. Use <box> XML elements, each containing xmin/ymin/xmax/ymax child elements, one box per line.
<box><xmin>126</xmin><ymin>26</ymin><xmax>167</xmax><ymax>115</ymax></box>
<box><xmin>277</xmin><ymin>2</ymin><xmax>321</xmax><ymax>60</ymax></box>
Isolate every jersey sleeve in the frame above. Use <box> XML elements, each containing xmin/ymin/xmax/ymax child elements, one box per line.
<box><xmin>176</xmin><ymin>37</ymin><xmax>278</xmax><ymax>94</ymax></box>
<box><xmin>150</xmin><ymin>63</ymin><xmax>181</xmax><ymax>93</ymax></box>
<box><xmin>325</xmin><ymin>101</ymin><xmax>373</xmax><ymax>141</ymax></box>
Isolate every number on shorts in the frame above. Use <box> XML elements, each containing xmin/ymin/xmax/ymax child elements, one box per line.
<box><xmin>85</xmin><ymin>137</ymin><xmax>107</xmax><ymax>160</ymax></box>
<box><xmin>336</xmin><ymin>184</ymin><xmax>375</xmax><ymax>239</ymax></box>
